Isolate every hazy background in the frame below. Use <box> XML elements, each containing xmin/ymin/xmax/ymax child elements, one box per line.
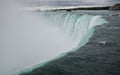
<box><xmin>18</xmin><ymin>0</ymin><xmax>120</xmax><ymax>7</ymax></box>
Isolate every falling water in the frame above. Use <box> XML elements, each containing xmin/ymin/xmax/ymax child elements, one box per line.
<box><xmin>43</xmin><ymin>13</ymin><xmax>107</xmax><ymax>49</ymax></box>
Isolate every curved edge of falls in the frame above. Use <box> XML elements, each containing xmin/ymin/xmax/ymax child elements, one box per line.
<box><xmin>45</xmin><ymin>13</ymin><xmax>108</xmax><ymax>51</ymax></box>
<box><xmin>17</xmin><ymin>13</ymin><xmax>108</xmax><ymax>75</ymax></box>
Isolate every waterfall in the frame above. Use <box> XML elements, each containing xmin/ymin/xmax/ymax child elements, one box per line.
<box><xmin>14</xmin><ymin>13</ymin><xmax>107</xmax><ymax>75</ymax></box>
<box><xmin>17</xmin><ymin>13</ymin><xmax>107</xmax><ymax>75</ymax></box>
<box><xmin>44</xmin><ymin>13</ymin><xmax>107</xmax><ymax>50</ymax></box>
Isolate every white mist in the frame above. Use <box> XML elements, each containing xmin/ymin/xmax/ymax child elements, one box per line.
<box><xmin>0</xmin><ymin>1</ymin><xmax>75</xmax><ymax>75</ymax></box>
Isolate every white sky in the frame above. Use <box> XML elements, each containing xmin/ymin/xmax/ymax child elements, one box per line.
<box><xmin>21</xmin><ymin>0</ymin><xmax>120</xmax><ymax>6</ymax></box>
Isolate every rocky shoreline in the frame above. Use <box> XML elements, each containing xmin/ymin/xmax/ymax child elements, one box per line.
<box><xmin>35</xmin><ymin>4</ymin><xmax>120</xmax><ymax>12</ymax></box>
<box><xmin>109</xmin><ymin>4</ymin><xmax>120</xmax><ymax>10</ymax></box>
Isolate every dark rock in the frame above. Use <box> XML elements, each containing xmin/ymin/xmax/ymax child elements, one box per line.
<box><xmin>109</xmin><ymin>4</ymin><xmax>120</xmax><ymax>10</ymax></box>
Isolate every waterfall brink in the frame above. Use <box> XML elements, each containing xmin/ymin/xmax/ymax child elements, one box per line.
<box><xmin>44</xmin><ymin>13</ymin><xmax>107</xmax><ymax>50</ymax></box>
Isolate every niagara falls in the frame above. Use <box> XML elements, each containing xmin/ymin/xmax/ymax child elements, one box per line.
<box><xmin>0</xmin><ymin>0</ymin><xmax>120</xmax><ymax>75</ymax></box>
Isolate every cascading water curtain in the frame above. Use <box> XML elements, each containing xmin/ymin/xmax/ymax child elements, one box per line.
<box><xmin>44</xmin><ymin>13</ymin><xmax>108</xmax><ymax>50</ymax></box>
